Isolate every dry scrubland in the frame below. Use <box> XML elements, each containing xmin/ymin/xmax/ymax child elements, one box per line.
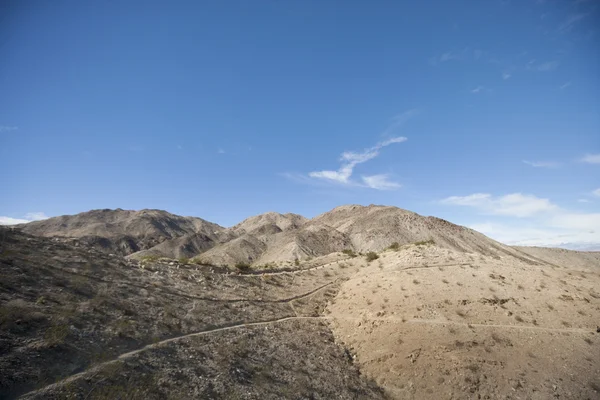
<box><xmin>2</xmin><ymin>205</ymin><xmax>600</xmax><ymax>399</ymax></box>
<box><xmin>328</xmin><ymin>244</ymin><xmax>600</xmax><ymax>399</ymax></box>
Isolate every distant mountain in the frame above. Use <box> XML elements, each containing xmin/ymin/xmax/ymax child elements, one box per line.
<box><xmin>231</xmin><ymin>212</ymin><xmax>308</xmax><ymax>235</ymax></box>
<box><xmin>16</xmin><ymin>205</ymin><xmax>546</xmax><ymax>266</ymax></box>
<box><xmin>189</xmin><ymin>205</ymin><xmax>539</xmax><ymax>266</ymax></box>
<box><xmin>18</xmin><ymin>208</ymin><xmax>224</xmax><ymax>256</ymax></box>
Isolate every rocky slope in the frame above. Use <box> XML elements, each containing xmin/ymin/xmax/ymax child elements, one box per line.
<box><xmin>18</xmin><ymin>209</ymin><xmax>224</xmax><ymax>256</ymax></box>
<box><xmin>196</xmin><ymin>205</ymin><xmax>541</xmax><ymax>267</ymax></box>
<box><xmin>0</xmin><ymin>227</ymin><xmax>384</xmax><ymax>399</ymax></box>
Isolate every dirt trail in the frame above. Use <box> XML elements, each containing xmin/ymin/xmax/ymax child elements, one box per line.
<box><xmin>20</xmin><ymin>316</ymin><xmax>325</xmax><ymax>399</ymax></box>
<box><xmin>19</xmin><ymin>277</ymin><xmax>343</xmax><ymax>399</ymax></box>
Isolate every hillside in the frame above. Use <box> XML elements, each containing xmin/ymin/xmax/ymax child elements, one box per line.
<box><xmin>195</xmin><ymin>205</ymin><xmax>542</xmax><ymax>267</ymax></box>
<box><xmin>0</xmin><ymin>227</ymin><xmax>384</xmax><ymax>399</ymax></box>
<box><xmin>19</xmin><ymin>209</ymin><xmax>224</xmax><ymax>256</ymax></box>
<box><xmin>17</xmin><ymin>205</ymin><xmax>548</xmax><ymax>267</ymax></box>
<box><xmin>2</xmin><ymin>206</ymin><xmax>599</xmax><ymax>399</ymax></box>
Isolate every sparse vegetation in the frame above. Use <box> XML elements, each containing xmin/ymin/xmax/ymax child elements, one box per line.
<box><xmin>178</xmin><ymin>257</ymin><xmax>190</xmax><ymax>264</ymax></box>
<box><xmin>140</xmin><ymin>255</ymin><xmax>160</xmax><ymax>262</ymax></box>
<box><xmin>365</xmin><ymin>252</ymin><xmax>379</xmax><ymax>262</ymax></box>
<box><xmin>341</xmin><ymin>249</ymin><xmax>357</xmax><ymax>258</ymax></box>
<box><xmin>414</xmin><ymin>239</ymin><xmax>435</xmax><ymax>246</ymax></box>
<box><xmin>234</xmin><ymin>262</ymin><xmax>252</xmax><ymax>272</ymax></box>
<box><xmin>44</xmin><ymin>324</ymin><xmax>69</xmax><ymax>346</ymax></box>
<box><xmin>387</xmin><ymin>242</ymin><xmax>400</xmax><ymax>251</ymax></box>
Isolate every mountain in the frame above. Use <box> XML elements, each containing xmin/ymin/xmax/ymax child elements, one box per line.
<box><xmin>18</xmin><ymin>208</ymin><xmax>224</xmax><ymax>256</ymax></box>
<box><xmin>231</xmin><ymin>212</ymin><xmax>308</xmax><ymax>235</ymax></box>
<box><xmin>196</xmin><ymin>205</ymin><xmax>539</xmax><ymax>267</ymax></box>
<box><xmin>17</xmin><ymin>205</ymin><xmax>541</xmax><ymax>266</ymax></box>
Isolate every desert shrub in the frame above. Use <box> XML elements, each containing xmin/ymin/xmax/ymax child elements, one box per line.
<box><xmin>342</xmin><ymin>249</ymin><xmax>357</xmax><ymax>258</ymax></box>
<box><xmin>44</xmin><ymin>324</ymin><xmax>69</xmax><ymax>345</ymax></box>
<box><xmin>387</xmin><ymin>242</ymin><xmax>400</xmax><ymax>251</ymax></box>
<box><xmin>140</xmin><ymin>255</ymin><xmax>160</xmax><ymax>263</ymax></box>
<box><xmin>191</xmin><ymin>258</ymin><xmax>215</xmax><ymax>266</ymax></box>
<box><xmin>235</xmin><ymin>262</ymin><xmax>252</xmax><ymax>272</ymax></box>
<box><xmin>365</xmin><ymin>252</ymin><xmax>379</xmax><ymax>262</ymax></box>
<box><xmin>294</xmin><ymin>258</ymin><xmax>300</xmax><ymax>266</ymax></box>
<box><xmin>178</xmin><ymin>257</ymin><xmax>190</xmax><ymax>265</ymax></box>
<box><xmin>414</xmin><ymin>239</ymin><xmax>435</xmax><ymax>246</ymax></box>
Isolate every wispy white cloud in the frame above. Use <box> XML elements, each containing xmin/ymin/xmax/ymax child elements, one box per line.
<box><xmin>299</xmin><ymin>111</ymin><xmax>415</xmax><ymax>190</ymax></box>
<box><xmin>580</xmin><ymin>153</ymin><xmax>600</xmax><ymax>164</ymax></box>
<box><xmin>577</xmin><ymin>199</ymin><xmax>590</xmax><ymax>203</ymax></box>
<box><xmin>308</xmin><ymin>136</ymin><xmax>407</xmax><ymax>188</ymax></box>
<box><xmin>471</xmin><ymin>86</ymin><xmax>484</xmax><ymax>94</ymax></box>
<box><xmin>440</xmin><ymin>52</ymin><xmax>460</xmax><ymax>62</ymax></box>
<box><xmin>523</xmin><ymin>160</ymin><xmax>560</xmax><ymax>168</ymax></box>
<box><xmin>534</xmin><ymin>61</ymin><xmax>559</xmax><ymax>72</ymax></box>
<box><xmin>361</xmin><ymin>174</ymin><xmax>402</xmax><ymax>190</ymax></box>
<box><xmin>443</xmin><ymin>192</ymin><xmax>600</xmax><ymax>249</ymax></box>
<box><xmin>560</xmin><ymin>82</ymin><xmax>571</xmax><ymax>90</ymax></box>
<box><xmin>593</xmin><ymin>188</ymin><xmax>600</xmax><ymax>197</ymax></box>
<box><xmin>217</xmin><ymin>148</ymin><xmax>225</xmax><ymax>154</ymax></box>
<box><xmin>0</xmin><ymin>217</ymin><xmax>30</xmax><ymax>225</ymax></box>
<box><xmin>0</xmin><ymin>212</ymin><xmax>49</xmax><ymax>225</ymax></box>
<box><xmin>468</xmin><ymin>221</ymin><xmax>600</xmax><ymax>250</ymax></box>
<box><xmin>502</xmin><ymin>72</ymin><xmax>512</xmax><ymax>80</ymax></box>
<box><xmin>559</xmin><ymin>13</ymin><xmax>589</xmax><ymax>32</ymax></box>
<box><xmin>440</xmin><ymin>193</ymin><xmax>557</xmax><ymax>217</ymax></box>
<box><xmin>0</xmin><ymin>126</ymin><xmax>18</xmax><ymax>132</ymax></box>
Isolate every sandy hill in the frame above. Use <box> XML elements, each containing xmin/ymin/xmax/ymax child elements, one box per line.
<box><xmin>231</xmin><ymin>212</ymin><xmax>308</xmax><ymax>235</ymax></box>
<box><xmin>195</xmin><ymin>204</ymin><xmax>540</xmax><ymax>267</ymax></box>
<box><xmin>326</xmin><ymin>242</ymin><xmax>600</xmax><ymax>399</ymax></box>
<box><xmin>19</xmin><ymin>208</ymin><xmax>224</xmax><ymax>256</ymax></box>
<box><xmin>514</xmin><ymin>246</ymin><xmax>600</xmax><ymax>269</ymax></box>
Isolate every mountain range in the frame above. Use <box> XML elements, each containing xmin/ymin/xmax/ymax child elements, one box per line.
<box><xmin>18</xmin><ymin>204</ymin><xmax>544</xmax><ymax>267</ymax></box>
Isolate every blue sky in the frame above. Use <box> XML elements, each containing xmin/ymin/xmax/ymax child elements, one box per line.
<box><xmin>1</xmin><ymin>0</ymin><xmax>599</xmax><ymax>249</ymax></box>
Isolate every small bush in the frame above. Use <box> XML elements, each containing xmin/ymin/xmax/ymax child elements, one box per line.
<box><xmin>45</xmin><ymin>324</ymin><xmax>69</xmax><ymax>345</ymax></box>
<box><xmin>414</xmin><ymin>239</ymin><xmax>435</xmax><ymax>246</ymax></box>
<box><xmin>191</xmin><ymin>258</ymin><xmax>215</xmax><ymax>266</ymax></box>
<box><xmin>235</xmin><ymin>262</ymin><xmax>252</xmax><ymax>272</ymax></box>
<box><xmin>387</xmin><ymin>242</ymin><xmax>401</xmax><ymax>251</ymax></box>
<box><xmin>342</xmin><ymin>249</ymin><xmax>357</xmax><ymax>258</ymax></box>
<box><xmin>365</xmin><ymin>252</ymin><xmax>379</xmax><ymax>262</ymax></box>
<box><xmin>294</xmin><ymin>258</ymin><xmax>300</xmax><ymax>266</ymax></box>
<box><xmin>178</xmin><ymin>257</ymin><xmax>190</xmax><ymax>265</ymax></box>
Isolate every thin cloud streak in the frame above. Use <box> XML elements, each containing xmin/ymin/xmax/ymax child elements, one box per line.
<box><xmin>0</xmin><ymin>212</ymin><xmax>49</xmax><ymax>225</ymax></box>
<box><xmin>580</xmin><ymin>154</ymin><xmax>600</xmax><ymax>164</ymax></box>
<box><xmin>523</xmin><ymin>160</ymin><xmax>560</xmax><ymax>168</ymax></box>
